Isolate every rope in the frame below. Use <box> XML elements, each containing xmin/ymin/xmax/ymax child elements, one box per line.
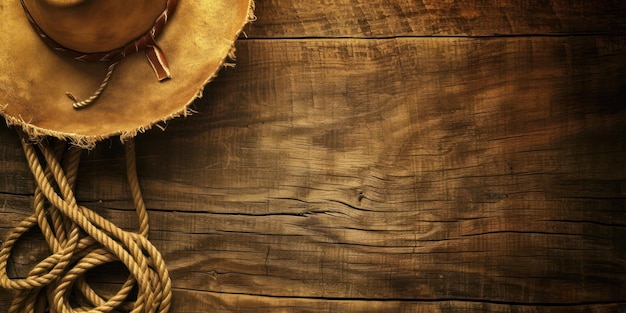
<box><xmin>67</xmin><ymin>63</ymin><xmax>118</xmax><ymax>110</ymax></box>
<box><xmin>0</xmin><ymin>132</ymin><xmax>171</xmax><ymax>313</ymax></box>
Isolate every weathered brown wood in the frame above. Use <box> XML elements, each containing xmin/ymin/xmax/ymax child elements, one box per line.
<box><xmin>248</xmin><ymin>0</ymin><xmax>626</xmax><ymax>37</ymax></box>
<box><xmin>2</xmin><ymin>0</ymin><xmax>626</xmax><ymax>311</ymax></box>
<box><xmin>2</xmin><ymin>34</ymin><xmax>625</xmax><ymax>311</ymax></box>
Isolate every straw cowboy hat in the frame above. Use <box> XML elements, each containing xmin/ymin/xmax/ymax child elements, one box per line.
<box><xmin>0</xmin><ymin>1</ymin><xmax>253</xmax><ymax>312</ymax></box>
<box><xmin>0</xmin><ymin>0</ymin><xmax>254</xmax><ymax>147</ymax></box>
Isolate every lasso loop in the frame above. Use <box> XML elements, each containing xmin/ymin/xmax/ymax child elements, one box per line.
<box><xmin>0</xmin><ymin>132</ymin><xmax>171</xmax><ymax>313</ymax></box>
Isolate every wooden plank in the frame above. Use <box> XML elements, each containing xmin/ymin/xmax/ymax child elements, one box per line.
<box><xmin>2</xmin><ymin>36</ymin><xmax>625</xmax><ymax>311</ymax></box>
<box><xmin>247</xmin><ymin>0</ymin><xmax>626</xmax><ymax>37</ymax></box>
<box><xmin>0</xmin><ymin>133</ymin><xmax>32</xmax><ymax>196</ymax></box>
<box><xmin>169</xmin><ymin>290</ymin><xmax>626</xmax><ymax>313</ymax></box>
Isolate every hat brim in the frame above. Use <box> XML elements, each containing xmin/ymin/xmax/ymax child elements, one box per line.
<box><xmin>0</xmin><ymin>0</ymin><xmax>254</xmax><ymax>148</ymax></box>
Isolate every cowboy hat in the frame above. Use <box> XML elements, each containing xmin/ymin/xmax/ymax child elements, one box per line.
<box><xmin>0</xmin><ymin>0</ymin><xmax>254</xmax><ymax>147</ymax></box>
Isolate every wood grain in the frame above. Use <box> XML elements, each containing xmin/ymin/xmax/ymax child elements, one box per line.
<box><xmin>2</xmin><ymin>34</ymin><xmax>625</xmax><ymax>311</ymax></box>
<box><xmin>248</xmin><ymin>0</ymin><xmax>626</xmax><ymax>37</ymax></box>
<box><xmin>3</xmin><ymin>0</ymin><xmax>626</xmax><ymax>311</ymax></box>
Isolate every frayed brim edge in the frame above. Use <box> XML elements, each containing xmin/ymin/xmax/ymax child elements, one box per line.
<box><xmin>1</xmin><ymin>1</ymin><xmax>256</xmax><ymax>150</ymax></box>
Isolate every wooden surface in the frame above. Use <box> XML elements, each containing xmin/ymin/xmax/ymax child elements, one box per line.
<box><xmin>2</xmin><ymin>1</ymin><xmax>626</xmax><ymax>312</ymax></box>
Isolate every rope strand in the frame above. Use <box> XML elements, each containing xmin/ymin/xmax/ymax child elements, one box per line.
<box><xmin>67</xmin><ymin>63</ymin><xmax>118</xmax><ymax>110</ymax></box>
<box><xmin>0</xmin><ymin>133</ymin><xmax>171</xmax><ymax>312</ymax></box>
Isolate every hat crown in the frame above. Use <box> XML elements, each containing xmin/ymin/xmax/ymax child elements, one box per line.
<box><xmin>23</xmin><ymin>0</ymin><xmax>166</xmax><ymax>53</ymax></box>
<box><xmin>40</xmin><ymin>0</ymin><xmax>85</xmax><ymax>6</ymax></box>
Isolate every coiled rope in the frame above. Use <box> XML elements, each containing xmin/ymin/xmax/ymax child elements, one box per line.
<box><xmin>0</xmin><ymin>132</ymin><xmax>171</xmax><ymax>313</ymax></box>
